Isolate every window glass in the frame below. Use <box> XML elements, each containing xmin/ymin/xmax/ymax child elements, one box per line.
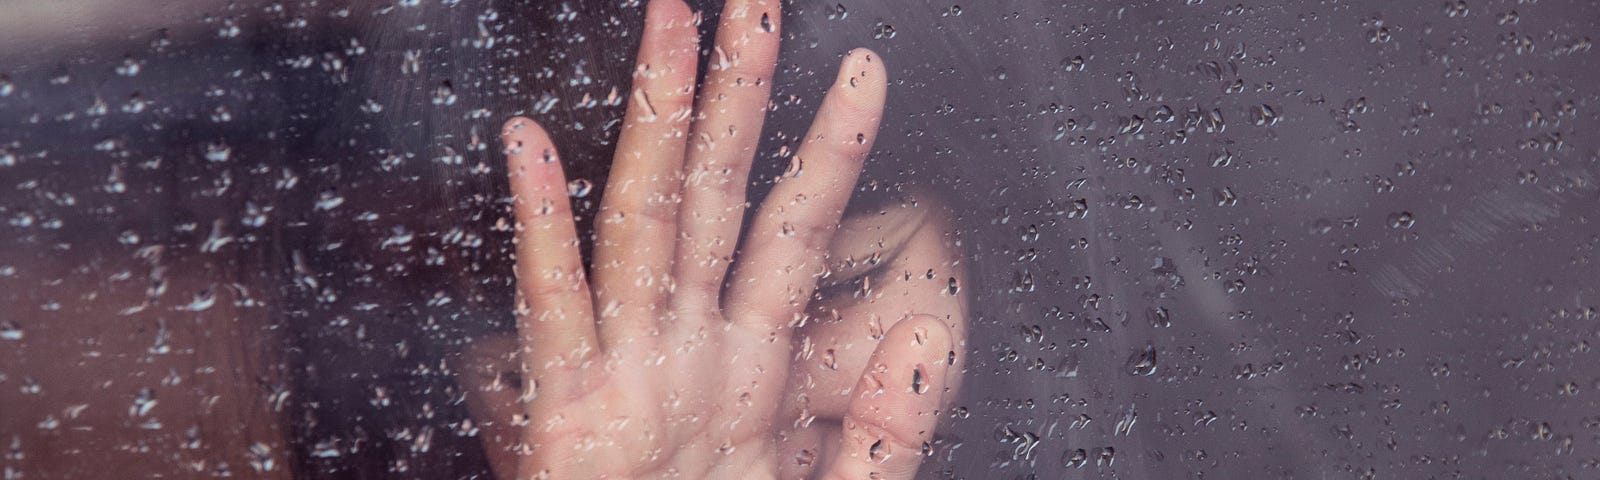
<box><xmin>2</xmin><ymin>0</ymin><xmax>1596</xmax><ymax>478</ymax></box>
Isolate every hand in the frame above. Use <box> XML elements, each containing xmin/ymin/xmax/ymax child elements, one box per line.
<box><xmin>455</xmin><ymin>1</ymin><xmax>967</xmax><ymax>478</ymax></box>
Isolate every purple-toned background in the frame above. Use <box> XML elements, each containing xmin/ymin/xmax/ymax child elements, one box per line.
<box><xmin>1</xmin><ymin>0</ymin><xmax>1596</xmax><ymax>478</ymax></box>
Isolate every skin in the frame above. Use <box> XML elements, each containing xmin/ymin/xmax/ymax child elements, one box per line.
<box><xmin>0</xmin><ymin>0</ymin><xmax>965</xmax><ymax>477</ymax></box>
<box><xmin>452</xmin><ymin>0</ymin><xmax>969</xmax><ymax>479</ymax></box>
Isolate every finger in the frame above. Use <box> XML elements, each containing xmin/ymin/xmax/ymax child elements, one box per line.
<box><xmin>820</xmin><ymin>314</ymin><xmax>954</xmax><ymax>480</ymax></box>
<box><xmin>725</xmin><ymin>48</ymin><xmax>886</xmax><ymax>332</ymax></box>
<box><xmin>775</xmin><ymin>419</ymin><xmax>838</xmax><ymax>479</ymax></box>
<box><xmin>672</xmin><ymin>0</ymin><xmax>782</xmax><ymax>306</ymax></box>
<box><xmin>503</xmin><ymin>117</ymin><xmax>597</xmax><ymax>401</ymax></box>
<box><xmin>813</xmin><ymin>192</ymin><xmax>929</xmax><ymax>289</ymax></box>
<box><xmin>786</xmin><ymin>194</ymin><xmax>970</xmax><ymax>419</ymax></box>
<box><xmin>591</xmin><ymin>0</ymin><xmax>699</xmax><ymax>345</ymax></box>
<box><xmin>451</xmin><ymin>335</ymin><xmax>522</xmax><ymax>480</ymax></box>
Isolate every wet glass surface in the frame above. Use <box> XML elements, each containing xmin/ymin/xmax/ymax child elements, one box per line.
<box><xmin>2</xmin><ymin>0</ymin><xmax>1598</xmax><ymax>478</ymax></box>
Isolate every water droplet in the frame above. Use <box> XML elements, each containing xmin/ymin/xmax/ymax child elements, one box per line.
<box><xmin>828</xmin><ymin>3</ymin><xmax>848</xmax><ymax>20</ymax></box>
<box><xmin>1061</xmin><ymin>55</ymin><xmax>1086</xmax><ymax>72</ymax></box>
<box><xmin>1214</xmin><ymin>187</ymin><xmax>1238</xmax><ymax>206</ymax></box>
<box><xmin>1251</xmin><ymin>104</ymin><xmax>1280</xmax><ymax>126</ymax></box>
<box><xmin>401</xmin><ymin>50</ymin><xmax>422</xmax><ymax>75</ymax></box>
<box><xmin>217</xmin><ymin>17</ymin><xmax>241</xmax><ymax>39</ymax></box>
<box><xmin>247</xmin><ymin>442</ymin><xmax>276</xmax><ymax>472</ymax></box>
<box><xmin>1114</xmin><ymin>404</ymin><xmax>1137</xmax><ymax>435</ymax></box>
<box><xmin>1211</xmin><ymin>148</ymin><xmax>1234</xmax><ymax>167</ymax></box>
<box><xmin>868</xmin><ymin>438</ymin><xmax>888</xmax><ymax>463</ymax></box>
<box><xmin>795</xmin><ymin>449</ymin><xmax>816</xmax><ymax>467</ymax></box>
<box><xmin>1127</xmin><ymin>344</ymin><xmax>1158</xmax><ymax>376</ymax></box>
<box><xmin>873</xmin><ymin>22</ymin><xmax>896</xmax><ymax>40</ymax></box>
<box><xmin>1118</xmin><ymin>115</ymin><xmax>1145</xmax><ymax>135</ymax></box>
<box><xmin>1387</xmin><ymin>211</ymin><xmax>1416</xmax><ymax>229</ymax></box>
<box><xmin>204</xmin><ymin>142</ymin><xmax>232</xmax><ymax>162</ymax></box>
<box><xmin>0</xmin><ymin>320</ymin><xmax>22</xmax><ymax>340</ymax></box>
<box><xmin>315</xmin><ymin>189</ymin><xmax>345</xmax><ymax>211</ymax></box>
<box><xmin>84</xmin><ymin>96</ymin><xmax>109</xmax><ymax>117</ymax></box>
<box><xmin>784</xmin><ymin>157</ymin><xmax>804</xmax><ymax>177</ymax></box>
<box><xmin>566</xmin><ymin>179</ymin><xmax>592</xmax><ymax>198</ymax></box>
<box><xmin>116</xmin><ymin>55</ymin><xmax>143</xmax><ymax>76</ymax></box>
<box><xmin>1147</xmin><ymin>307</ymin><xmax>1171</xmax><ymax>328</ymax></box>
<box><xmin>130</xmin><ymin>388</ymin><xmax>157</xmax><ymax>417</ymax></box>
<box><xmin>1067</xmin><ymin>198</ymin><xmax>1089</xmax><ymax>219</ymax></box>
<box><xmin>122</xmin><ymin>92</ymin><xmax>148</xmax><ymax>114</ymax></box>
<box><xmin>1097</xmin><ymin>446</ymin><xmax>1116</xmax><ymax>466</ymax></box>
<box><xmin>432</xmin><ymin>81</ymin><xmax>457</xmax><ymax>106</ymax></box>
<box><xmin>1063</xmin><ymin>448</ymin><xmax>1088</xmax><ymax>468</ymax></box>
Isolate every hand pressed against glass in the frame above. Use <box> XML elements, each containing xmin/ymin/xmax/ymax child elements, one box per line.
<box><xmin>458</xmin><ymin>1</ymin><xmax>968</xmax><ymax>478</ymax></box>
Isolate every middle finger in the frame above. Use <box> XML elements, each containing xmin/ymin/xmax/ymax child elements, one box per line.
<box><xmin>672</xmin><ymin>0</ymin><xmax>782</xmax><ymax>313</ymax></box>
<box><xmin>591</xmin><ymin>0</ymin><xmax>700</xmax><ymax>347</ymax></box>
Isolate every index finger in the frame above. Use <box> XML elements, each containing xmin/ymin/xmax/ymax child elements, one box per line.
<box><xmin>503</xmin><ymin>117</ymin><xmax>598</xmax><ymax>404</ymax></box>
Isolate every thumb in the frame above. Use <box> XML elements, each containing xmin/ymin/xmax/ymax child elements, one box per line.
<box><xmin>819</xmin><ymin>314</ymin><xmax>954</xmax><ymax>480</ymax></box>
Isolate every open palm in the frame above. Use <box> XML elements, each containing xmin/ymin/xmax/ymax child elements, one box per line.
<box><xmin>456</xmin><ymin>1</ymin><xmax>967</xmax><ymax>478</ymax></box>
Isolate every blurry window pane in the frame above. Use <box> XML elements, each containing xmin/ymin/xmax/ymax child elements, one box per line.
<box><xmin>2</xmin><ymin>0</ymin><xmax>1597</xmax><ymax>478</ymax></box>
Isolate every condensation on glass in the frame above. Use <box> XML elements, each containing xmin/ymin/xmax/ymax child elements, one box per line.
<box><xmin>1</xmin><ymin>0</ymin><xmax>1597</xmax><ymax>478</ymax></box>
